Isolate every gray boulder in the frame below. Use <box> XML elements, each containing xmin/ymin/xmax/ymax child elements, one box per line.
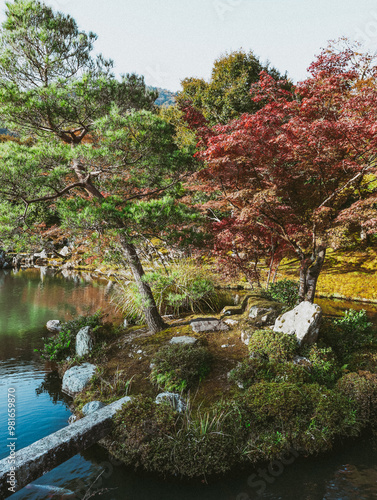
<box><xmin>76</xmin><ymin>326</ymin><xmax>94</xmax><ymax>357</ymax></box>
<box><xmin>274</xmin><ymin>301</ymin><xmax>322</xmax><ymax>345</ymax></box>
<box><xmin>190</xmin><ymin>318</ymin><xmax>229</xmax><ymax>333</ymax></box>
<box><xmin>169</xmin><ymin>336</ymin><xmax>197</xmax><ymax>345</ymax></box>
<box><xmin>249</xmin><ymin>306</ymin><xmax>280</xmax><ymax>326</ymax></box>
<box><xmin>62</xmin><ymin>363</ymin><xmax>96</xmax><ymax>395</ymax></box>
<box><xmin>46</xmin><ymin>320</ymin><xmax>62</xmax><ymax>333</ymax></box>
<box><xmin>82</xmin><ymin>401</ymin><xmax>106</xmax><ymax>416</ymax></box>
<box><xmin>155</xmin><ymin>392</ymin><xmax>186</xmax><ymax>413</ymax></box>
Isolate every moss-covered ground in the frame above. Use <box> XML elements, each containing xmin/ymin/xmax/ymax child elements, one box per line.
<box><xmin>62</xmin><ymin>292</ymin><xmax>377</xmax><ymax>481</ymax></box>
<box><xmin>276</xmin><ymin>248</ymin><xmax>377</xmax><ymax>302</ymax></box>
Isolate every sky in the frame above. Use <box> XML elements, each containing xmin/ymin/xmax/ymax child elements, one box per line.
<box><xmin>1</xmin><ymin>0</ymin><xmax>377</xmax><ymax>91</ymax></box>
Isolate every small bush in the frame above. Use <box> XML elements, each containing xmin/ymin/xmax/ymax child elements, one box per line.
<box><xmin>248</xmin><ymin>329</ymin><xmax>299</xmax><ymax>362</ymax></box>
<box><xmin>334</xmin><ymin>309</ymin><xmax>373</xmax><ymax>349</ymax></box>
<box><xmin>239</xmin><ymin>381</ymin><xmax>360</xmax><ymax>459</ymax></box>
<box><xmin>228</xmin><ymin>358</ymin><xmax>310</xmax><ymax>388</ymax></box>
<box><xmin>305</xmin><ymin>345</ymin><xmax>342</xmax><ymax>387</ymax></box>
<box><xmin>265</xmin><ymin>279</ymin><xmax>299</xmax><ymax>308</ymax></box>
<box><xmin>37</xmin><ymin>311</ymin><xmax>103</xmax><ymax>361</ymax></box>
<box><xmin>322</xmin><ymin>309</ymin><xmax>374</xmax><ymax>363</ymax></box>
<box><xmin>110</xmin><ymin>383</ymin><xmax>362</xmax><ymax>479</ymax></box>
<box><xmin>150</xmin><ymin>343</ymin><xmax>212</xmax><ymax>392</ymax></box>
<box><xmin>111</xmin><ymin>396</ymin><xmax>245</xmax><ymax>478</ymax></box>
<box><xmin>337</xmin><ymin>372</ymin><xmax>377</xmax><ymax>430</ymax></box>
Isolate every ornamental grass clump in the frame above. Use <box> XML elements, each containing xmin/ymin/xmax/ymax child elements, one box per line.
<box><xmin>112</xmin><ymin>259</ymin><xmax>221</xmax><ymax>324</ymax></box>
<box><xmin>150</xmin><ymin>343</ymin><xmax>212</xmax><ymax>392</ymax></box>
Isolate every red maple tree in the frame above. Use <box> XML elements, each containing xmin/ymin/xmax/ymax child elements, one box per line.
<box><xmin>184</xmin><ymin>40</ymin><xmax>377</xmax><ymax>302</ymax></box>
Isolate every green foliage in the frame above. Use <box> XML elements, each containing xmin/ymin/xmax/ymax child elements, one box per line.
<box><xmin>239</xmin><ymin>382</ymin><xmax>359</xmax><ymax>459</ymax></box>
<box><xmin>322</xmin><ymin>309</ymin><xmax>374</xmax><ymax>363</ymax></box>
<box><xmin>111</xmin><ymin>381</ymin><xmax>360</xmax><ymax>479</ymax></box>
<box><xmin>337</xmin><ymin>372</ymin><xmax>377</xmax><ymax>429</ymax></box>
<box><xmin>112</xmin><ymin>395</ymin><xmax>243</xmax><ymax>478</ymax></box>
<box><xmin>36</xmin><ymin>311</ymin><xmax>103</xmax><ymax>361</ymax></box>
<box><xmin>178</xmin><ymin>50</ymin><xmax>291</xmax><ymax>125</ymax></box>
<box><xmin>150</xmin><ymin>343</ymin><xmax>212</xmax><ymax>392</ymax></box>
<box><xmin>228</xmin><ymin>357</ymin><xmax>310</xmax><ymax>388</ymax></box>
<box><xmin>112</xmin><ymin>260</ymin><xmax>220</xmax><ymax>323</ymax></box>
<box><xmin>265</xmin><ymin>278</ymin><xmax>299</xmax><ymax>308</ymax></box>
<box><xmin>334</xmin><ymin>309</ymin><xmax>373</xmax><ymax>345</ymax></box>
<box><xmin>248</xmin><ymin>329</ymin><xmax>299</xmax><ymax>362</ymax></box>
<box><xmin>305</xmin><ymin>344</ymin><xmax>342</xmax><ymax>387</ymax></box>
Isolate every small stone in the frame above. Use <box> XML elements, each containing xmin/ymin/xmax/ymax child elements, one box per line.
<box><xmin>155</xmin><ymin>392</ymin><xmax>187</xmax><ymax>413</ymax></box>
<box><xmin>136</xmin><ymin>349</ymin><xmax>143</xmax><ymax>354</ymax></box>
<box><xmin>169</xmin><ymin>336</ymin><xmax>197</xmax><ymax>345</ymax></box>
<box><xmin>190</xmin><ymin>318</ymin><xmax>229</xmax><ymax>333</ymax></box>
<box><xmin>224</xmin><ymin>318</ymin><xmax>239</xmax><ymax>326</ymax></box>
<box><xmin>46</xmin><ymin>320</ymin><xmax>62</xmax><ymax>333</ymax></box>
<box><xmin>241</xmin><ymin>328</ymin><xmax>253</xmax><ymax>345</ymax></box>
<box><xmin>68</xmin><ymin>415</ymin><xmax>77</xmax><ymax>425</ymax></box>
<box><xmin>76</xmin><ymin>326</ymin><xmax>94</xmax><ymax>357</ymax></box>
<box><xmin>62</xmin><ymin>363</ymin><xmax>96</xmax><ymax>396</ymax></box>
<box><xmin>82</xmin><ymin>401</ymin><xmax>106</xmax><ymax>416</ymax></box>
<box><xmin>59</xmin><ymin>246</ymin><xmax>70</xmax><ymax>257</ymax></box>
<box><xmin>293</xmin><ymin>355</ymin><xmax>312</xmax><ymax>366</ymax></box>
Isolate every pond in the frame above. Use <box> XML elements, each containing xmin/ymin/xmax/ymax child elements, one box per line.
<box><xmin>1</xmin><ymin>268</ymin><xmax>377</xmax><ymax>500</ymax></box>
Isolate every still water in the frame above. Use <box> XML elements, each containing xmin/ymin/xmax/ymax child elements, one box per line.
<box><xmin>1</xmin><ymin>268</ymin><xmax>377</xmax><ymax>500</ymax></box>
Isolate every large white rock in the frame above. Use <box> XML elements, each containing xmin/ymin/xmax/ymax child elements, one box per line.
<box><xmin>273</xmin><ymin>301</ymin><xmax>322</xmax><ymax>345</ymax></box>
<box><xmin>76</xmin><ymin>326</ymin><xmax>94</xmax><ymax>357</ymax></box>
<box><xmin>62</xmin><ymin>363</ymin><xmax>96</xmax><ymax>395</ymax></box>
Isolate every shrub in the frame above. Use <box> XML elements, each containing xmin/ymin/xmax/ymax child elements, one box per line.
<box><xmin>150</xmin><ymin>343</ymin><xmax>212</xmax><ymax>392</ymax></box>
<box><xmin>248</xmin><ymin>329</ymin><xmax>299</xmax><ymax>362</ymax></box>
<box><xmin>239</xmin><ymin>381</ymin><xmax>360</xmax><ymax>459</ymax></box>
<box><xmin>37</xmin><ymin>311</ymin><xmax>103</xmax><ymax>361</ymax></box>
<box><xmin>322</xmin><ymin>309</ymin><xmax>374</xmax><ymax>363</ymax></box>
<box><xmin>337</xmin><ymin>372</ymin><xmax>377</xmax><ymax>430</ymax></box>
<box><xmin>110</xmin><ymin>384</ymin><xmax>361</xmax><ymax>479</ymax></box>
<box><xmin>111</xmin><ymin>396</ymin><xmax>245</xmax><ymax>478</ymax></box>
<box><xmin>112</xmin><ymin>259</ymin><xmax>221</xmax><ymax>323</ymax></box>
<box><xmin>228</xmin><ymin>358</ymin><xmax>310</xmax><ymax>388</ymax></box>
<box><xmin>305</xmin><ymin>345</ymin><xmax>342</xmax><ymax>387</ymax></box>
<box><xmin>265</xmin><ymin>279</ymin><xmax>299</xmax><ymax>308</ymax></box>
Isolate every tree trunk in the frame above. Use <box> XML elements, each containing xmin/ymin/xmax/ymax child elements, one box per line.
<box><xmin>299</xmin><ymin>246</ymin><xmax>326</xmax><ymax>303</ymax></box>
<box><xmin>119</xmin><ymin>236</ymin><xmax>167</xmax><ymax>333</ymax></box>
<box><xmin>71</xmin><ymin>156</ymin><xmax>167</xmax><ymax>334</ymax></box>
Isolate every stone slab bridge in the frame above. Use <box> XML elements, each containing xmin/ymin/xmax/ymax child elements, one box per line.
<box><xmin>0</xmin><ymin>396</ymin><xmax>130</xmax><ymax>499</ymax></box>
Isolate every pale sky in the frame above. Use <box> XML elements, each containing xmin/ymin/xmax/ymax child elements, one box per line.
<box><xmin>1</xmin><ymin>0</ymin><xmax>377</xmax><ymax>91</ymax></box>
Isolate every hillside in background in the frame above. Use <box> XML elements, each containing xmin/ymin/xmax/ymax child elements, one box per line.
<box><xmin>151</xmin><ymin>87</ymin><xmax>177</xmax><ymax>107</ymax></box>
